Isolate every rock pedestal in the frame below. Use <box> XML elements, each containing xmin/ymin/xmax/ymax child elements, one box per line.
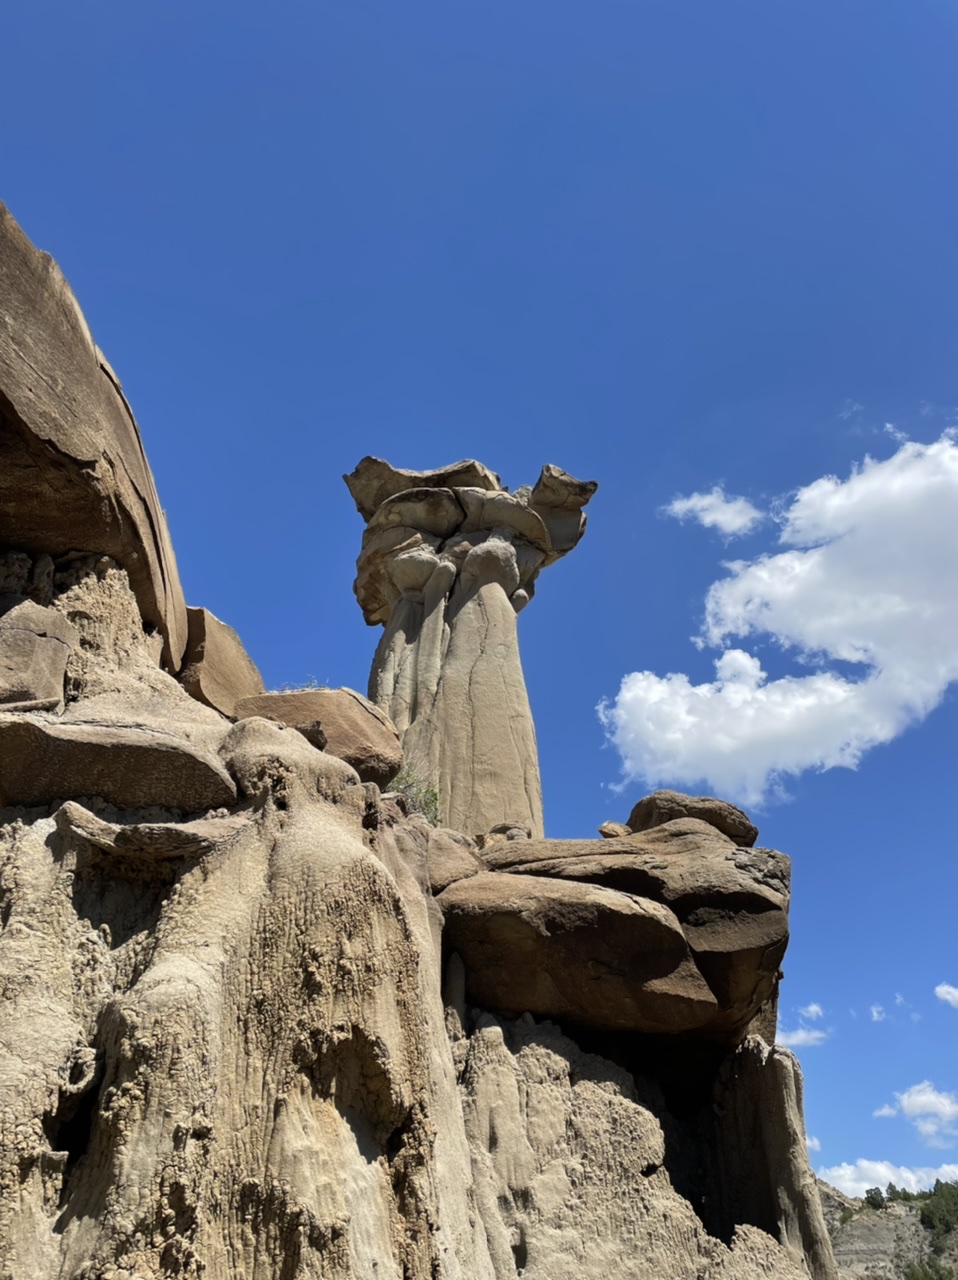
<box><xmin>345</xmin><ymin>458</ymin><xmax>596</xmax><ymax>836</ymax></box>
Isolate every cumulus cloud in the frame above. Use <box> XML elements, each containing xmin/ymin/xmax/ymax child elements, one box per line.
<box><xmin>874</xmin><ymin>1082</ymin><xmax>958</xmax><ymax>1148</ymax></box>
<box><xmin>599</xmin><ymin>436</ymin><xmax>958</xmax><ymax>806</ymax></box>
<box><xmin>777</xmin><ymin>1026</ymin><xmax>829</xmax><ymax>1048</ymax></box>
<box><xmin>663</xmin><ymin>486</ymin><xmax>764</xmax><ymax>537</ymax></box>
<box><xmin>820</xmin><ymin>1160</ymin><xmax>958</xmax><ymax>1199</ymax></box>
<box><xmin>806</xmin><ymin>1135</ymin><xmax>821</xmax><ymax>1152</ymax></box>
<box><xmin>800</xmin><ymin>1003</ymin><xmax>824</xmax><ymax>1020</ymax></box>
<box><xmin>936</xmin><ymin>983</ymin><xmax>958</xmax><ymax>1009</ymax></box>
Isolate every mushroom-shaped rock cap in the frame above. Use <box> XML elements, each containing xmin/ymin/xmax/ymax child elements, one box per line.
<box><xmin>344</xmin><ymin>457</ymin><xmax>502</xmax><ymax>521</ymax></box>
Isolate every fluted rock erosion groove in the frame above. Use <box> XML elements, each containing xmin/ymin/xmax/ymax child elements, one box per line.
<box><xmin>0</xmin><ymin>201</ymin><xmax>837</xmax><ymax>1279</ymax></box>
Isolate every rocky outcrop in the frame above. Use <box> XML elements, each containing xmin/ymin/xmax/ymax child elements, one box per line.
<box><xmin>0</xmin><ymin>596</ymin><xmax>77</xmax><ymax>711</ymax></box>
<box><xmin>627</xmin><ymin>789</ymin><xmax>759</xmax><ymax>847</ymax></box>
<box><xmin>818</xmin><ymin>1181</ymin><xmax>958</xmax><ymax>1278</ymax></box>
<box><xmin>467</xmin><ymin>818</ymin><xmax>788</xmax><ymax>1044</ymax></box>
<box><xmin>345</xmin><ymin>456</ymin><xmax>597</xmax><ymax>837</ymax></box>
<box><xmin>179</xmin><ymin>606</ymin><xmax>265</xmax><ymax>716</ymax></box>
<box><xmin>441</xmin><ymin>872</ymin><xmax>720</xmax><ymax>1034</ymax></box>
<box><xmin>235</xmin><ymin>686</ymin><xmax>403</xmax><ymax>787</ymax></box>
<box><xmin>0</xmin><ymin>715</ymin><xmax>238</xmax><ymax>811</ymax></box>
<box><xmin>0</xmin><ymin>205</ymin><xmax>836</xmax><ymax>1280</ymax></box>
<box><xmin>0</xmin><ymin>203</ymin><xmax>188</xmax><ymax>671</ymax></box>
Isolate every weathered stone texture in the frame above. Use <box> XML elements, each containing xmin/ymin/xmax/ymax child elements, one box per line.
<box><xmin>178</xmin><ymin>605</ymin><xmax>265</xmax><ymax>716</ymax></box>
<box><xmin>345</xmin><ymin>456</ymin><xmax>597</xmax><ymax>837</ymax></box>
<box><xmin>235</xmin><ymin>686</ymin><xmax>403</xmax><ymax>787</ymax></box>
<box><xmin>0</xmin><ymin>203</ymin><xmax>187</xmax><ymax>670</ymax></box>
<box><xmin>0</xmin><ymin>597</ymin><xmax>77</xmax><ymax>711</ymax></box>
<box><xmin>0</xmin><ymin>208</ymin><xmax>836</xmax><ymax>1280</ymax></box>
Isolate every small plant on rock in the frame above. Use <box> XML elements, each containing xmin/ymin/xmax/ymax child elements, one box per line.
<box><xmin>391</xmin><ymin>764</ymin><xmax>441</xmax><ymax>826</ymax></box>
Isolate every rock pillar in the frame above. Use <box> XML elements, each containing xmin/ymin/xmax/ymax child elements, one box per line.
<box><xmin>344</xmin><ymin>458</ymin><xmax>596</xmax><ymax>837</ymax></box>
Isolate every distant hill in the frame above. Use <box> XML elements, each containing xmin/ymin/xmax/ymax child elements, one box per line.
<box><xmin>819</xmin><ymin>1179</ymin><xmax>958</xmax><ymax>1279</ymax></box>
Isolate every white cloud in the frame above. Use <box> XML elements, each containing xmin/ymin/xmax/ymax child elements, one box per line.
<box><xmin>820</xmin><ymin>1160</ymin><xmax>958</xmax><ymax>1199</ymax></box>
<box><xmin>838</xmin><ymin>399</ymin><xmax>865</xmax><ymax>421</ymax></box>
<box><xmin>806</xmin><ymin>1135</ymin><xmax>821</xmax><ymax>1152</ymax></box>
<box><xmin>777</xmin><ymin>1026</ymin><xmax>829</xmax><ymax>1048</ymax></box>
<box><xmin>800</xmin><ymin>1002</ymin><xmax>824</xmax><ymax>1020</ymax></box>
<box><xmin>872</xmin><ymin>1082</ymin><xmax>958</xmax><ymax>1148</ymax></box>
<box><xmin>871</xmin><ymin>1005</ymin><xmax>886</xmax><ymax>1023</ymax></box>
<box><xmin>664</xmin><ymin>486</ymin><xmax>763</xmax><ymax>537</ymax></box>
<box><xmin>936</xmin><ymin>983</ymin><xmax>958</xmax><ymax>1009</ymax></box>
<box><xmin>897</xmin><ymin>1082</ymin><xmax>958</xmax><ymax>1148</ymax></box>
<box><xmin>600</xmin><ymin>436</ymin><xmax>958</xmax><ymax>806</ymax></box>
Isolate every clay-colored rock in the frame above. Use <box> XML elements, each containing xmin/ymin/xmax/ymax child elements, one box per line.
<box><xmin>0</xmin><ymin>203</ymin><xmax>187</xmax><ymax>670</ymax></box>
<box><xmin>344</xmin><ymin>455</ymin><xmax>502</xmax><ymax>521</ymax></box>
<box><xmin>0</xmin><ymin>597</ymin><xmax>77</xmax><ymax>711</ymax></box>
<box><xmin>0</xmin><ymin>715</ymin><xmax>236</xmax><ymax>811</ymax></box>
<box><xmin>348</xmin><ymin>457</ymin><xmax>596</xmax><ymax>838</ymax></box>
<box><xmin>234</xmin><ymin>686</ymin><xmax>403</xmax><ymax>787</ymax></box>
<box><xmin>457</xmin><ymin>1013</ymin><xmax>831</xmax><ymax>1280</ymax></box>
<box><xmin>56</xmin><ymin>799</ymin><xmax>251</xmax><ymax>860</ymax></box>
<box><xmin>439</xmin><ymin>872</ymin><xmax>719</xmax><ymax>1033</ymax></box>
<box><xmin>709</xmin><ymin>1038</ymin><xmax>838</xmax><ymax>1280</ymax></box>
<box><xmin>178</xmin><ymin>606</ymin><xmax>265</xmax><ymax>717</ymax></box>
<box><xmin>480</xmin><ymin>820</ymin><xmax>789</xmax><ymax>1040</ymax></box>
<box><xmin>426</xmin><ymin>826</ymin><xmax>485</xmax><ymax>893</ymax></box>
<box><xmin>628</xmin><ymin>789</ymin><xmax>759</xmax><ymax>847</ymax></box>
<box><xmin>598</xmin><ymin>820</ymin><xmax>631</xmax><ymax>838</ymax></box>
<box><xmin>0</xmin><ymin>208</ymin><xmax>834</xmax><ymax>1280</ymax></box>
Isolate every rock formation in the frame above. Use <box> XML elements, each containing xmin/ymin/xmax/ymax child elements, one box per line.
<box><xmin>0</xmin><ymin>202</ymin><xmax>837</xmax><ymax>1280</ymax></box>
<box><xmin>344</xmin><ymin>456</ymin><xmax>596</xmax><ymax>838</ymax></box>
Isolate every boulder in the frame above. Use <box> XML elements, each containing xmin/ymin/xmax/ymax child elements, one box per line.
<box><xmin>627</xmin><ymin>789</ymin><xmax>758</xmax><ymax>847</ymax></box>
<box><xmin>178</xmin><ymin>606</ymin><xmax>265</xmax><ymax>717</ymax></box>
<box><xmin>426</xmin><ymin>827</ymin><xmax>484</xmax><ymax>894</ymax></box>
<box><xmin>0</xmin><ymin>597</ymin><xmax>77</xmax><ymax>711</ymax></box>
<box><xmin>479</xmin><ymin>820</ymin><xmax>789</xmax><ymax>1040</ymax></box>
<box><xmin>0</xmin><ymin>203</ymin><xmax>188</xmax><ymax>670</ymax></box>
<box><xmin>234</xmin><ymin>687</ymin><xmax>402</xmax><ymax>787</ymax></box>
<box><xmin>0</xmin><ymin>716</ymin><xmax>236</xmax><ymax>812</ymax></box>
<box><xmin>598</xmin><ymin>820</ymin><xmax>631</xmax><ymax>838</ymax></box>
<box><xmin>438</xmin><ymin>872</ymin><xmax>718</xmax><ymax>1034</ymax></box>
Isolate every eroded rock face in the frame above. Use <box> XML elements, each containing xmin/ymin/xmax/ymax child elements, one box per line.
<box><xmin>179</xmin><ymin>606</ymin><xmax>265</xmax><ymax>717</ymax></box>
<box><xmin>446</xmin><ymin>818</ymin><xmax>788</xmax><ymax>1044</ymax></box>
<box><xmin>0</xmin><ymin>597</ymin><xmax>77</xmax><ymax>711</ymax></box>
<box><xmin>0</xmin><ymin>203</ymin><xmax>187</xmax><ymax>670</ymax></box>
<box><xmin>345</xmin><ymin>456</ymin><xmax>597</xmax><ymax>837</ymax></box>
<box><xmin>440</xmin><ymin>872</ymin><xmax>719</xmax><ymax>1034</ymax></box>
<box><xmin>235</xmin><ymin>686</ymin><xmax>403</xmax><ymax>787</ymax></box>
<box><xmin>0</xmin><ymin>208</ymin><xmax>836</xmax><ymax>1280</ymax></box>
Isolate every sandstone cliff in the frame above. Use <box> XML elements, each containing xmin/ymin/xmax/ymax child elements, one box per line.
<box><xmin>0</xmin><ymin>201</ymin><xmax>836</xmax><ymax>1280</ymax></box>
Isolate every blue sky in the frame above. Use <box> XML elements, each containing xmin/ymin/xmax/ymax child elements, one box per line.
<box><xmin>5</xmin><ymin>0</ymin><xmax>958</xmax><ymax>1197</ymax></box>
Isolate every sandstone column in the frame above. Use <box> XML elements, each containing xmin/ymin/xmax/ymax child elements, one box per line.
<box><xmin>344</xmin><ymin>458</ymin><xmax>596</xmax><ymax>837</ymax></box>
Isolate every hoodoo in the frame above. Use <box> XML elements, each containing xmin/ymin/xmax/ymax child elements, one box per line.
<box><xmin>344</xmin><ymin>456</ymin><xmax>596</xmax><ymax>837</ymax></box>
<box><xmin>0</xmin><ymin>202</ymin><xmax>837</xmax><ymax>1280</ymax></box>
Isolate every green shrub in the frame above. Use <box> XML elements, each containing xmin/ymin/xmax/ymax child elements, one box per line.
<box><xmin>904</xmin><ymin>1259</ymin><xmax>956</xmax><ymax>1280</ymax></box>
<box><xmin>391</xmin><ymin>765</ymin><xmax>441</xmax><ymax>826</ymax></box>
<box><xmin>864</xmin><ymin>1187</ymin><xmax>886</xmax><ymax>1211</ymax></box>
<box><xmin>920</xmin><ymin>1180</ymin><xmax>958</xmax><ymax>1254</ymax></box>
